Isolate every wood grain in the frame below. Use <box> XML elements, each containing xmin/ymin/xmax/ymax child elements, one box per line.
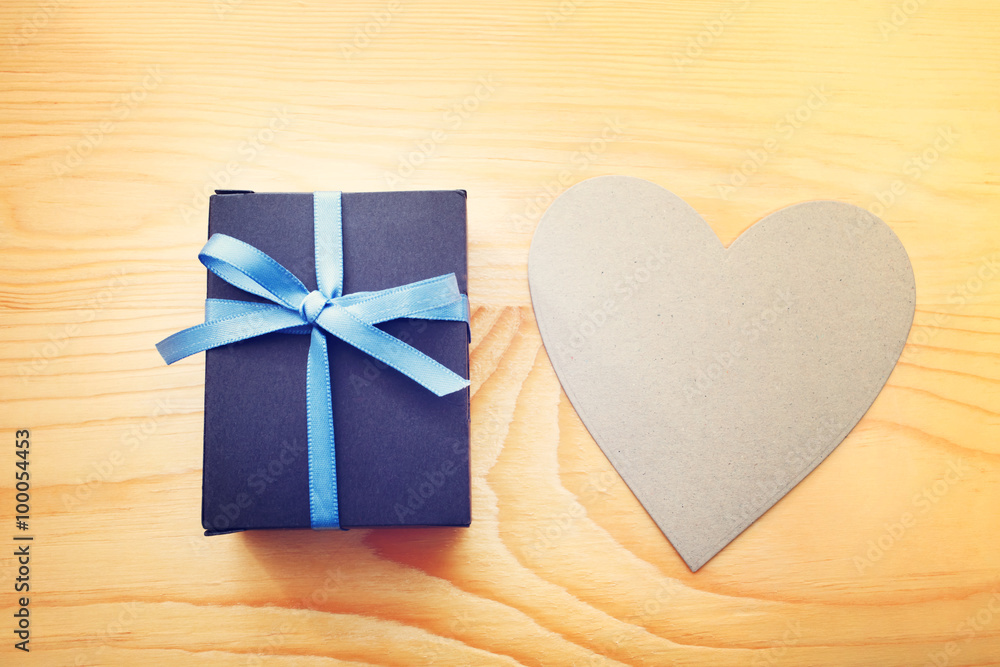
<box><xmin>1</xmin><ymin>1</ymin><xmax>999</xmax><ymax>665</ymax></box>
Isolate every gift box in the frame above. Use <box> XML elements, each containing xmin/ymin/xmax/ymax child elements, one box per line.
<box><xmin>159</xmin><ymin>189</ymin><xmax>471</xmax><ymax>533</ymax></box>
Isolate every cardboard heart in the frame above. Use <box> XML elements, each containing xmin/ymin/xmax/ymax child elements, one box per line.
<box><xmin>528</xmin><ymin>176</ymin><xmax>915</xmax><ymax>571</ymax></box>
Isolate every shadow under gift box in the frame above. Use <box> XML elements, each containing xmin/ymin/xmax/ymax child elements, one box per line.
<box><xmin>201</xmin><ymin>190</ymin><xmax>470</xmax><ymax>534</ymax></box>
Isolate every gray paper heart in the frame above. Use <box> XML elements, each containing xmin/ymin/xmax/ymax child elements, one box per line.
<box><xmin>528</xmin><ymin>176</ymin><xmax>915</xmax><ymax>571</ymax></box>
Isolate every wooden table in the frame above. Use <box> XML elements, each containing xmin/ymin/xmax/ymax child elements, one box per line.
<box><xmin>2</xmin><ymin>1</ymin><xmax>998</xmax><ymax>665</ymax></box>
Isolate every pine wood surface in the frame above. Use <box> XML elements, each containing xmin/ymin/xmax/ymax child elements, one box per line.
<box><xmin>1</xmin><ymin>1</ymin><xmax>999</xmax><ymax>665</ymax></box>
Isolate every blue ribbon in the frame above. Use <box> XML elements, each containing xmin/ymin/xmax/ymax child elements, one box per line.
<box><xmin>156</xmin><ymin>191</ymin><xmax>470</xmax><ymax>529</ymax></box>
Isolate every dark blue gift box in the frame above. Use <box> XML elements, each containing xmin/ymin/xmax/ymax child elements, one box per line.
<box><xmin>200</xmin><ymin>190</ymin><xmax>470</xmax><ymax>533</ymax></box>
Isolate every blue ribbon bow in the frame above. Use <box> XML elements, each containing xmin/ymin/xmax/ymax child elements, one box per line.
<box><xmin>156</xmin><ymin>191</ymin><xmax>470</xmax><ymax>529</ymax></box>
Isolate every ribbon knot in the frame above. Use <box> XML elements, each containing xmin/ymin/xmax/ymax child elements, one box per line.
<box><xmin>156</xmin><ymin>191</ymin><xmax>470</xmax><ymax>530</ymax></box>
<box><xmin>299</xmin><ymin>290</ymin><xmax>330</xmax><ymax>324</ymax></box>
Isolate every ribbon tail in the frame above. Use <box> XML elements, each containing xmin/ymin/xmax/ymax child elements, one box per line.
<box><xmin>337</xmin><ymin>274</ymin><xmax>464</xmax><ymax>324</ymax></box>
<box><xmin>199</xmin><ymin>234</ymin><xmax>310</xmax><ymax>309</ymax></box>
<box><xmin>405</xmin><ymin>294</ymin><xmax>470</xmax><ymax>323</ymax></box>
<box><xmin>306</xmin><ymin>327</ymin><xmax>340</xmax><ymax>529</ymax></box>
<box><xmin>156</xmin><ymin>309</ymin><xmax>306</xmax><ymax>364</ymax></box>
<box><xmin>316</xmin><ymin>305</ymin><xmax>470</xmax><ymax>397</ymax></box>
<box><xmin>416</xmin><ymin>295</ymin><xmax>471</xmax><ymax>344</ymax></box>
<box><xmin>206</xmin><ymin>299</ymin><xmax>313</xmax><ymax>334</ymax></box>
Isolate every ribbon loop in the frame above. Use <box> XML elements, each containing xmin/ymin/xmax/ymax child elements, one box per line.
<box><xmin>199</xmin><ymin>234</ymin><xmax>310</xmax><ymax>309</ymax></box>
<box><xmin>156</xmin><ymin>191</ymin><xmax>470</xmax><ymax>530</ymax></box>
